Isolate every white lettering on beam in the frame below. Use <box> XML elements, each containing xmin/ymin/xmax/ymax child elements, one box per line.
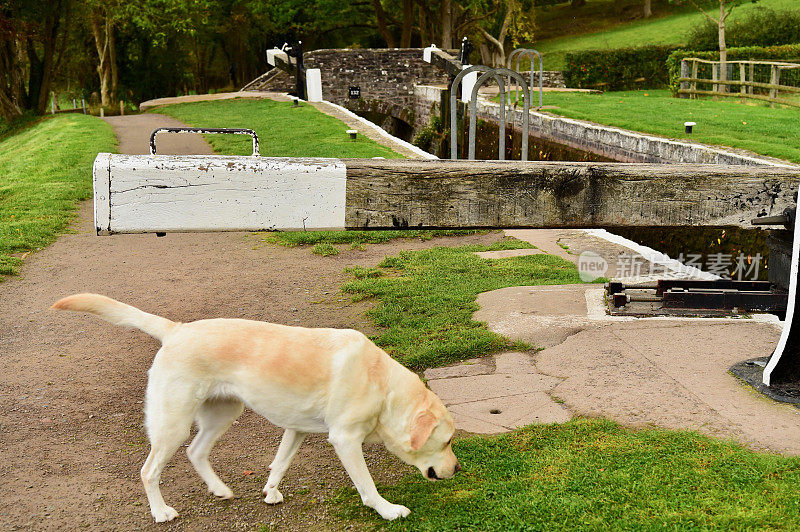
<box><xmin>94</xmin><ymin>154</ymin><xmax>347</xmax><ymax>233</ymax></box>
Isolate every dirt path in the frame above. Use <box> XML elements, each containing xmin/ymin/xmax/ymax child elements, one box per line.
<box><xmin>0</xmin><ymin>114</ymin><xmax>501</xmax><ymax>530</ymax></box>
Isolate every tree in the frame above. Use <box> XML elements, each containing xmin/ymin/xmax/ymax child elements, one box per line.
<box><xmin>85</xmin><ymin>0</ymin><xmax>123</xmax><ymax>107</ymax></box>
<box><xmin>644</xmin><ymin>0</ymin><xmax>652</xmax><ymax>18</ymax></box>
<box><xmin>0</xmin><ymin>0</ymin><xmax>72</xmax><ymax>118</ymax></box>
<box><xmin>467</xmin><ymin>0</ymin><xmax>535</xmax><ymax>67</ymax></box>
<box><xmin>683</xmin><ymin>0</ymin><xmax>758</xmax><ymax>92</ymax></box>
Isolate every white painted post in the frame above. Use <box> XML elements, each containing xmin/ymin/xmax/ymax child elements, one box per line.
<box><xmin>423</xmin><ymin>44</ymin><xmax>438</xmax><ymax>63</ymax></box>
<box><xmin>306</xmin><ymin>68</ymin><xmax>323</xmax><ymax>102</ymax></box>
<box><xmin>460</xmin><ymin>70</ymin><xmax>478</xmax><ymax>103</ymax></box>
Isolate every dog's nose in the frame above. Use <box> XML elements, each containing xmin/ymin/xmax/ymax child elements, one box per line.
<box><xmin>454</xmin><ymin>462</ymin><xmax>461</xmax><ymax>474</ymax></box>
<box><xmin>427</xmin><ymin>466</ymin><xmax>439</xmax><ymax>480</ymax></box>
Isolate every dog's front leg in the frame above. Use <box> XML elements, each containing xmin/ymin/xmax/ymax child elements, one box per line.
<box><xmin>328</xmin><ymin>431</ymin><xmax>410</xmax><ymax>521</ymax></box>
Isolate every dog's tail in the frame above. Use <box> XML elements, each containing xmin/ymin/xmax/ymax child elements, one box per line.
<box><xmin>51</xmin><ymin>293</ymin><xmax>179</xmax><ymax>342</ymax></box>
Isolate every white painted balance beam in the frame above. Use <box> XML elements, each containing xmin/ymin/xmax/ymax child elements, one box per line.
<box><xmin>93</xmin><ymin>154</ymin><xmax>347</xmax><ymax>234</ymax></box>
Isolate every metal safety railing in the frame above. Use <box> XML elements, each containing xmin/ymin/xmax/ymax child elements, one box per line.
<box><xmin>450</xmin><ymin>66</ymin><xmax>531</xmax><ymax>161</ymax></box>
<box><xmin>507</xmin><ymin>48</ymin><xmax>543</xmax><ymax>110</ymax></box>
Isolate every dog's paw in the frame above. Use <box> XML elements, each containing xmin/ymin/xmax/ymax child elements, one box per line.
<box><xmin>209</xmin><ymin>485</ymin><xmax>234</xmax><ymax>499</ymax></box>
<box><xmin>152</xmin><ymin>505</ymin><xmax>179</xmax><ymax>523</ymax></box>
<box><xmin>376</xmin><ymin>503</ymin><xmax>411</xmax><ymax>521</ymax></box>
<box><xmin>263</xmin><ymin>488</ymin><xmax>283</xmax><ymax>505</ymax></box>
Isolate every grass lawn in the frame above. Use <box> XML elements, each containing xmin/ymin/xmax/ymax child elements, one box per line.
<box><xmin>260</xmin><ymin>229</ymin><xmax>485</xmax><ymax>255</ymax></box>
<box><xmin>0</xmin><ymin>115</ymin><xmax>116</xmax><ymax>278</ymax></box>
<box><xmin>152</xmin><ymin>98</ymin><xmax>403</xmax><ymax>158</ymax></box>
<box><xmin>331</xmin><ymin>418</ymin><xmax>800</xmax><ymax>530</ymax></box>
<box><xmin>533</xmin><ymin>0</ymin><xmax>796</xmax><ymax>70</ymax></box>
<box><xmin>535</xmin><ymin>89</ymin><xmax>800</xmax><ymax>163</ymax></box>
<box><xmin>341</xmin><ymin>237</ymin><xmax>592</xmax><ymax>369</ymax></box>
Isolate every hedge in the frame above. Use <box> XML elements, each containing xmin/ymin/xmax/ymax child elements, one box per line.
<box><xmin>666</xmin><ymin>44</ymin><xmax>800</xmax><ymax>95</ymax></box>
<box><xmin>563</xmin><ymin>45</ymin><xmax>680</xmax><ymax>91</ymax></box>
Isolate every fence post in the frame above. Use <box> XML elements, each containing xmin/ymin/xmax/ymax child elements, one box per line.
<box><xmin>680</xmin><ymin>59</ymin><xmax>690</xmax><ymax>99</ymax></box>
<box><xmin>748</xmin><ymin>60</ymin><xmax>754</xmax><ymax>95</ymax></box>
<box><xmin>690</xmin><ymin>60</ymin><xmax>698</xmax><ymax>99</ymax></box>
<box><xmin>712</xmin><ymin>63</ymin><xmax>719</xmax><ymax>97</ymax></box>
<box><xmin>740</xmin><ymin>62</ymin><xmax>746</xmax><ymax>103</ymax></box>
<box><xmin>770</xmin><ymin>65</ymin><xmax>779</xmax><ymax>108</ymax></box>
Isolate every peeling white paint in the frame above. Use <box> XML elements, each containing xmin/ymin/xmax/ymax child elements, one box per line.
<box><xmin>96</xmin><ymin>154</ymin><xmax>346</xmax><ymax>233</ymax></box>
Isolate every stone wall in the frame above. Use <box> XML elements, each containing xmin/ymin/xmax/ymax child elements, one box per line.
<box><xmin>256</xmin><ymin>48</ymin><xmax>452</xmax><ymax>128</ymax></box>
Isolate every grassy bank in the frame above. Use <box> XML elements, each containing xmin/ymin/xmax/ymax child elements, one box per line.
<box><xmin>532</xmin><ymin>89</ymin><xmax>800</xmax><ymax>163</ymax></box>
<box><xmin>342</xmin><ymin>238</ymin><xmax>588</xmax><ymax>369</ymax></box>
<box><xmin>331</xmin><ymin>418</ymin><xmax>800</xmax><ymax>530</ymax></box>
<box><xmin>0</xmin><ymin>115</ymin><xmax>116</xmax><ymax>278</ymax></box>
<box><xmin>152</xmin><ymin>98</ymin><xmax>403</xmax><ymax>158</ymax></box>
<box><xmin>533</xmin><ymin>0</ymin><xmax>796</xmax><ymax>70</ymax></box>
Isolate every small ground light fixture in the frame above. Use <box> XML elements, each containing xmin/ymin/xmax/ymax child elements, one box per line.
<box><xmin>347</xmin><ymin>129</ymin><xmax>358</xmax><ymax>140</ymax></box>
<box><xmin>684</xmin><ymin>121</ymin><xmax>696</xmax><ymax>134</ymax></box>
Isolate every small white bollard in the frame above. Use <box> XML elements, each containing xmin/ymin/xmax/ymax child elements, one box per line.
<box><xmin>684</xmin><ymin>121</ymin><xmax>696</xmax><ymax>134</ymax></box>
<box><xmin>423</xmin><ymin>44</ymin><xmax>438</xmax><ymax>63</ymax></box>
<box><xmin>306</xmin><ymin>68</ymin><xmax>323</xmax><ymax>102</ymax></box>
<box><xmin>461</xmin><ymin>70</ymin><xmax>478</xmax><ymax>103</ymax></box>
<box><xmin>347</xmin><ymin>129</ymin><xmax>358</xmax><ymax>140</ymax></box>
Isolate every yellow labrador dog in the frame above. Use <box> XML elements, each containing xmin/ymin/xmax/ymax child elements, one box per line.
<box><xmin>52</xmin><ymin>294</ymin><xmax>459</xmax><ymax>523</ymax></box>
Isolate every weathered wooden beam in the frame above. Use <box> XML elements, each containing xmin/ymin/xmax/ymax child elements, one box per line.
<box><xmin>94</xmin><ymin>155</ymin><xmax>800</xmax><ymax>234</ymax></box>
<box><xmin>344</xmin><ymin>159</ymin><xmax>800</xmax><ymax>229</ymax></box>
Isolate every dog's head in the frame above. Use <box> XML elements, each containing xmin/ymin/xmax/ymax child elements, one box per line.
<box><xmin>383</xmin><ymin>388</ymin><xmax>460</xmax><ymax>481</ymax></box>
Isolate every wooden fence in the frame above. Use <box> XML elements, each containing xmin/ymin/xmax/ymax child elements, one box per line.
<box><xmin>678</xmin><ymin>58</ymin><xmax>800</xmax><ymax>108</ymax></box>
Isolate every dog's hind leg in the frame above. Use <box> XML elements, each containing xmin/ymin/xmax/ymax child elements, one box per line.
<box><xmin>140</xmin><ymin>379</ymin><xmax>197</xmax><ymax>523</ymax></box>
<box><xmin>187</xmin><ymin>398</ymin><xmax>244</xmax><ymax>499</ymax></box>
<box><xmin>263</xmin><ymin>429</ymin><xmax>306</xmax><ymax>504</ymax></box>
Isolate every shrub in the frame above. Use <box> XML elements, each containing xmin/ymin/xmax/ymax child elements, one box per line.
<box><xmin>667</xmin><ymin>44</ymin><xmax>800</xmax><ymax>95</ymax></box>
<box><xmin>564</xmin><ymin>45</ymin><xmax>680</xmax><ymax>91</ymax></box>
<box><xmin>687</xmin><ymin>7</ymin><xmax>800</xmax><ymax>51</ymax></box>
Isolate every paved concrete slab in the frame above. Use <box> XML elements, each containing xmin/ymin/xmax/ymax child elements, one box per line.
<box><xmin>429</xmin><ymin>373</ymin><xmax>562</xmax><ymax>404</ymax></box>
<box><xmin>475</xmin><ymin>284</ymin><xmax>596</xmax><ymax>349</ymax></box>
<box><xmin>450</xmin><ymin>393</ymin><xmax>571</xmax><ymax>429</ymax></box>
<box><xmin>426</xmin><ymin>351</ymin><xmax>571</xmax><ymax>434</ymax></box>
<box><xmin>424</xmin><ymin>357</ymin><xmax>493</xmax><ymax>380</ymax></box>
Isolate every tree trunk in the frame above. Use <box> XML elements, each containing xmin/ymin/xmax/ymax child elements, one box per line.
<box><xmin>401</xmin><ymin>0</ymin><xmax>413</xmax><ymax>47</ymax></box>
<box><xmin>441</xmin><ymin>0</ymin><xmax>453</xmax><ymax>48</ymax></box>
<box><xmin>35</xmin><ymin>3</ymin><xmax>62</xmax><ymax>115</ymax></box>
<box><xmin>0</xmin><ymin>38</ymin><xmax>24</xmax><ymax>120</ymax></box>
<box><xmin>644</xmin><ymin>0</ymin><xmax>652</xmax><ymax>18</ymax></box>
<box><xmin>372</xmin><ymin>0</ymin><xmax>396</xmax><ymax>48</ymax></box>
<box><xmin>419</xmin><ymin>4</ymin><xmax>429</xmax><ymax>45</ymax></box>
<box><xmin>718</xmin><ymin>0</ymin><xmax>727</xmax><ymax>93</ymax></box>
<box><xmin>109</xmin><ymin>26</ymin><xmax>118</xmax><ymax>103</ymax></box>
<box><xmin>614</xmin><ymin>0</ymin><xmax>624</xmax><ymax>16</ymax></box>
<box><xmin>90</xmin><ymin>13</ymin><xmax>112</xmax><ymax>107</ymax></box>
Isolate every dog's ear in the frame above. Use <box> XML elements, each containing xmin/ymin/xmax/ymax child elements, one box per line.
<box><xmin>410</xmin><ymin>410</ymin><xmax>438</xmax><ymax>451</ymax></box>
